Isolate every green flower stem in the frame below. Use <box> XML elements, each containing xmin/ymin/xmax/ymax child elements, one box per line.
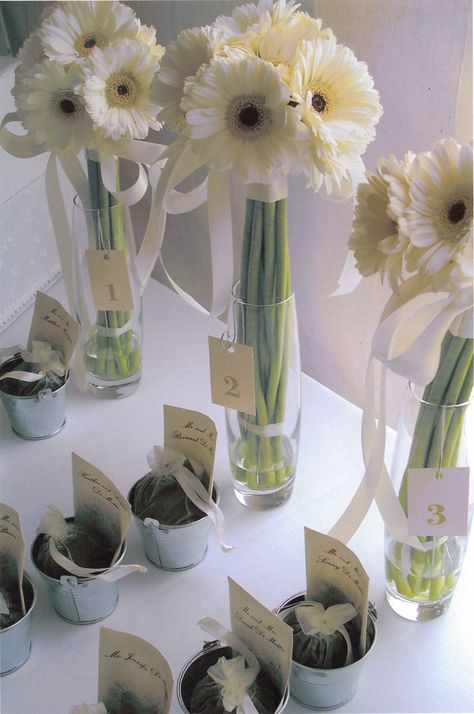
<box><xmin>389</xmin><ymin>331</ymin><xmax>473</xmax><ymax>603</ymax></box>
<box><xmin>235</xmin><ymin>197</ymin><xmax>293</xmax><ymax>489</ymax></box>
<box><xmin>84</xmin><ymin>157</ymin><xmax>141</xmax><ymax>381</ymax></box>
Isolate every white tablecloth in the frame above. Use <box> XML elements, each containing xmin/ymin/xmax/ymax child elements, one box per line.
<box><xmin>1</xmin><ymin>279</ymin><xmax>472</xmax><ymax>713</ymax></box>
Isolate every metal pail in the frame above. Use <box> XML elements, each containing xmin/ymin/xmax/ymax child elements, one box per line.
<box><xmin>0</xmin><ymin>356</ymin><xmax>69</xmax><ymax>439</ymax></box>
<box><xmin>276</xmin><ymin>592</ymin><xmax>377</xmax><ymax>710</ymax></box>
<box><xmin>177</xmin><ymin>641</ymin><xmax>290</xmax><ymax>713</ymax></box>
<box><xmin>31</xmin><ymin>531</ymin><xmax>126</xmax><ymax>625</ymax></box>
<box><xmin>128</xmin><ymin>481</ymin><xmax>218</xmax><ymax>571</ymax></box>
<box><xmin>0</xmin><ymin>572</ymin><xmax>36</xmax><ymax>676</ymax></box>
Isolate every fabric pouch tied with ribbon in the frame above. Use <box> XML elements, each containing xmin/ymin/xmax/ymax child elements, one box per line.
<box><xmin>0</xmin><ymin>341</ymin><xmax>66</xmax><ymax>397</ymax></box>
<box><xmin>131</xmin><ymin>446</ymin><xmax>234</xmax><ymax>552</ymax></box>
<box><xmin>281</xmin><ymin>601</ymin><xmax>358</xmax><ymax>669</ymax></box>
<box><xmin>189</xmin><ymin>617</ymin><xmax>282</xmax><ymax>714</ymax></box>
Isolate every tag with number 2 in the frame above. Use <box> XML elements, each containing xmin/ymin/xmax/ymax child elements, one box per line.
<box><xmin>407</xmin><ymin>467</ymin><xmax>470</xmax><ymax>537</ymax></box>
<box><xmin>208</xmin><ymin>335</ymin><xmax>256</xmax><ymax>416</ymax></box>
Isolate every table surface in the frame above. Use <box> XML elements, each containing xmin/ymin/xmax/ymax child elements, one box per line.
<box><xmin>0</xmin><ymin>278</ymin><xmax>473</xmax><ymax>714</ymax></box>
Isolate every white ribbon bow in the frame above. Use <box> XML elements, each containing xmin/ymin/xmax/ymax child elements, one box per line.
<box><xmin>208</xmin><ymin>656</ymin><xmax>259</xmax><ymax>713</ymax></box>
<box><xmin>198</xmin><ymin>617</ymin><xmax>261</xmax><ymax>714</ymax></box>
<box><xmin>68</xmin><ymin>703</ymin><xmax>107</xmax><ymax>714</ymax></box>
<box><xmin>145</xmin><ymin>446</ymin><xmax>236</xmax><ymax>553</ymax></box>
<box><xmin>294</xmin><ymin>601</ymin><xmax>357</xmax><ymax>666</ymax></box>
<box><xmin>0</xmin><ymin>342</ymin><xmax>64</xmax><ymax>384</ymax></box>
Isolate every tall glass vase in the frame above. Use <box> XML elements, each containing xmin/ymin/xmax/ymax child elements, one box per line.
<box><xmin>71</xmin><ymin>158</ymin><xmax>142</xmax><ymax>398</ymax></box>
<box><xmin>225</xmin><ymin>197</ymin><xmax>301</xmax><ymax>509</ymax></box>
<box><xmin>385</xmin><ymin>331</ymin><xmax>473</xmax><ymax>620</ymax></box>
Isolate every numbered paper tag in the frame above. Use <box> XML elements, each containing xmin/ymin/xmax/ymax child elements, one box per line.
<box><xmin>208</xmin><ymin>336</ymin><xmax>256</xmax><ymax>416</ymax></box>
<box><xmin>86</xmin><ymin>250</ymin><xmax>134</xmax><ymax>311</ymax></box>
<box><xmin>407</xmin><ymin>467</ymin><xmax>470</xmax><ymax>536</ymax></box>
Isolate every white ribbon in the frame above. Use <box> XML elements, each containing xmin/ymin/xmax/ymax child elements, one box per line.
<box><xmin>95</xmin><ymin>320</ymin><xmax>133</xmax><ymax>338</ymax></box>
<box><xmin>198</xmin><ymin>617</ymin><xmax>260</xmax><ymax>714</ymax></box>
<box><xmin>0</xmin><ymin>342</ymin><xmax>64</xmax><ymax>384</ymax></box>
<box><xmin>238</xmin><ymin>416</ymin><xmax>286</xmax><ymax>438</ymax></box>
<box><xmin>147</xmin><ymin>447</ymin><xmax>235</xmax><ymax>553</ymax></box>
<box><xmin>68</xmin><ymin>704</ymin><xmax>107</xmax><ymax>714</ymax></box>
<box><xmin>329</xmin><ymin>283</ymin><xmax>473</xmax><ymax>548</ymax></box>
<box><xmin>293</xmin><ymin>601</ymin><xmax>357</xmax><ymax>666</ymax></box>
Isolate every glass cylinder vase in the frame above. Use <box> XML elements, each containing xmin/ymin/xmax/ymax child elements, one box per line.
<box><xmin>225</xmin><ymin>280</ymin><xmax>301</xmax><ymax>509</ymax></box>
<box><xmin>385</xmin><ymin>381</ymin><xmax>473</xmax><ymax>621</ymax></box>
<box><xmin>72</xmin><ymin>194</ymin><xmax>142</xmax><ymax>398</ymax></box>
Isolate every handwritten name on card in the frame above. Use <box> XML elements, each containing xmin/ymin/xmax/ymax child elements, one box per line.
<box><xmin>304</xmin><ymin>528</ymin><xmax>369</xmax><ymax>654</ymax></box>
<box><xmin>72</xmin><ymin>453</ymin><xmax>131</xmax><ymax>557</ymax></box>
<box><xmin>163</xmin><ymin>405</ymin><xmax>217</xmax><ymax>487</ymax></box>
<box><xmin>99</xmin><ymin>628</ymin><xmax>173</xmax><ymax>714</ymax></box>
<box><xmin>0</xmin><ymin>503</ymin><xmax>26</xmax><ymax>613</ymax></box>
<box><xmin>28</xmin><ymin>291</ymin><xmax>80</xmax><ymax>368</ymax></box>
<box><xmin>229</xmin><ymin>578</ymin><xmax>292</xmax><ymax>696</ymax></box>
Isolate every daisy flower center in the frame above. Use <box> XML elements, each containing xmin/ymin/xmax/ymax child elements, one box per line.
<box><xmin>311</xmin><ymin>88</ymin><xmax>330</xmax><ymax>115</ymax></box>
<box><xmin>74</xmin><ymin>33</ymin><xmax>106</xmax><ymax>57</ymax></box>
<box><xmin>54</xmin><ymin>91</ymin><xmax>85</xmax><ymax>120</ymax></box>
<box><xmin>105</xmin><ymin>73</ymin><xmax>138</xmax><ymax>108</ymax></box>
<box><xmin>228</xmin><ymin>96</ymin><xmax>271</xmax><ymax>138</ymax></box>
<box><xmin>442</xmin><ymin>191</ymin><xmax>472</xmax><ymax>242</ymax></box>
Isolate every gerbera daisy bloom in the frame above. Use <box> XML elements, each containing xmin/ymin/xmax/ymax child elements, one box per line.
<box><xmin>134</xmin><ymin>20</ymin><xmax>166</xmax><ymax>60</ymax></box>
<box><xmin>40</xmin><ymin>1</ymin><xmax>139</xmax><ymax>65</ymax></box>
<box><xmin>405</xmin><ymin>138</ymin><xmax>473</xmax><ymax>280</ymax></box>
<box><xmin>151</xmin><ymin>27</ymin><xmax>214</xmax><ymax>133</ymax></box>
<box><xmin>15</xmin><ymin>60</ymin><xmax>95</xmax><ymax>153</ymax></box>
<box><xmin>182</xmin><ymin>56</ymin><xmax>299</xmax><ymax>184</ymax></box>
<box><xmin>349</xmin><ymin>161</ymin><xmax>406</xmax><ymax>288</ymax></box>
<box><xmin>291</xmin><ymin>38</ymin><xmax>383</xmax><ymax>191</ymax></box>
<box><xmin>82</xmin><ymin>38</ymin><xmax>161</xmax><ymax>141</ymax></box>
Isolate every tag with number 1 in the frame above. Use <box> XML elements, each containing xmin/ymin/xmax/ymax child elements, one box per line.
<box><xmin>407</xmin><ymin>467</ymin><xmax>470</xmax><ymax>536</ymax></box>
<box><xmin>86</xmin><ymin>249</ymin><xmax>134</xmax><ymax>311</ymax></box>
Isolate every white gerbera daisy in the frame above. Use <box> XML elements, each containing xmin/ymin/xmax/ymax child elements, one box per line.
<box><xmin>134</xmin><ymin>20</ymin><xmax>165</xmax><ymax>60</ymax></box>
<box><xmin>291</xmin><ymin>38</ymin><xmax>382</xmax><ymax>192</ymax></box>
<box><xmin>82</xmin><ymin>39</ymin><xmax>160</xmax><ymax>141</ymax></box>
<box><xmin>15</xmin><ymin>32</ymin><xmax>48</xmax><ymax>85</ymax></box>
<box><xmin>349</xmin><ymin>167</ymin><xmax>404</xmax><ymax>287</ymax></box>
<box><xmin>182</xmin><ymin>56</ymin><xmax>299</xmax><ymax>184</ymax></box>
<box><xmin>40</xmin><ymin>1</ymin><xmax>139</xmax><ymax>65</ymax></box>
<box><xmin>405</xmin><ymin>138</ymin><xmax>473</xmax><ymax>280</ymax></box>
<box><xmin>15</xmin><ymin>60</ymin><xmax>95</xmax><ymax>153</ymax></box>
<box><xmin>151</xmin><ymin>27</ymin><xmax>214</xmax><ymax>133</ymax></box>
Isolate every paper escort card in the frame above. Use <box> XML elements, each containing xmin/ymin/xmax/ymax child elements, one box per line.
<box><xmin>86</xmin><ymin>249</ymin><xmax>134</xmax><ymax>312</ymax></box>
<box><xmin>27</xmin><ymin>290</ymin><xmax>80</xmax><ymax>368</ymax></box>
<box><xmin>208</xmin><ymin>336</ymin><xmax>256</xmax><ymax>416</ymax></box>
<box><xmin>304</xmin><ymin>527</ymin><xmax>369</xmax><ymax>655</ymax></box>
<box><xmin>0</xmin><ymin>503</ymin><xmax>26</xmax><ymax>614</ymax></box>
<box><xmin>163</xmin><ymin>405</ymin><xmax>217</xmax><ymax>494</ymax></box>
<box><xmin>228</xmin><ymin>577</ymin><xmax>293</xmax><ymax>697</ymax></box>
<box><xmin>72</xmin><ymin>453</ymin><xmax>132</xmax><ymax>563</ymax></box>
<box><xmin>99</xmin><ymin>628</ymin><xmax>173</xmax><ymax>714</ymax></box>
<box><xmin>407</xmin><ymin>467</ymin><xmax>470</xmax><ymax>536</ymax></box>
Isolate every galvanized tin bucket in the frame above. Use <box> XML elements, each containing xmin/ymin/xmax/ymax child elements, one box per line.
<box><xmin>0</xmin><ymin>355</ymin><xmax>69</xmax><ymax>439</ymax></box>
<box><xmin>276</xmin><ymin>592</ymin><xmax>377</xmax><ymax>710</ymax></box>
<box><xmin>177</xmin><ymin>641</ymin><xmax>290</xmax><ymax>713</ymax></box>
<box><xmin>128</xmin><ymin>481</ymin><xmax>218</xmax><ymax>571</ymax></box>
<box><xmin>31</xmin><ymin>532</ymin><xmax>125</xmax><ymax>625</ymax></box>
<box><xmin>0</xmin><ymin>572</ymin><xmax>36</xmax><ymax>676</ymax></box>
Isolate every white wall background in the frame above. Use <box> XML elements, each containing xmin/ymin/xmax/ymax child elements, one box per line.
<box><xmin>129</xmin><ymin>0</ymin><xmax>472</xmax><ymax>425</ymax></box>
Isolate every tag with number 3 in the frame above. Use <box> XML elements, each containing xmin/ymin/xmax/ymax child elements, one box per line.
<box><xmin>407</xmin><ymin>467</ymin><xmax>470</xmax><ymax>536</ymax></box>
<box><xmin>208</xmin><ymin>336</ymin><xmax>256</xmax><ymax>416</ymax></box>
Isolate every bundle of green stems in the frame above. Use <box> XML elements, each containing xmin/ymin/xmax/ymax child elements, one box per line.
<box><xmin>233</xmin><ymin>197</ymin><xmax>294</xmax><ymax>489</ymax></box>
<box><xmin>85</xmin><ymin>158</ymin><xmax>141</xmax><ymax>380</ymax></box>
<box><xmin>387</xmin><ymin>330</ymin><xmax>473</xmax><ymax>601</ymax></box>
